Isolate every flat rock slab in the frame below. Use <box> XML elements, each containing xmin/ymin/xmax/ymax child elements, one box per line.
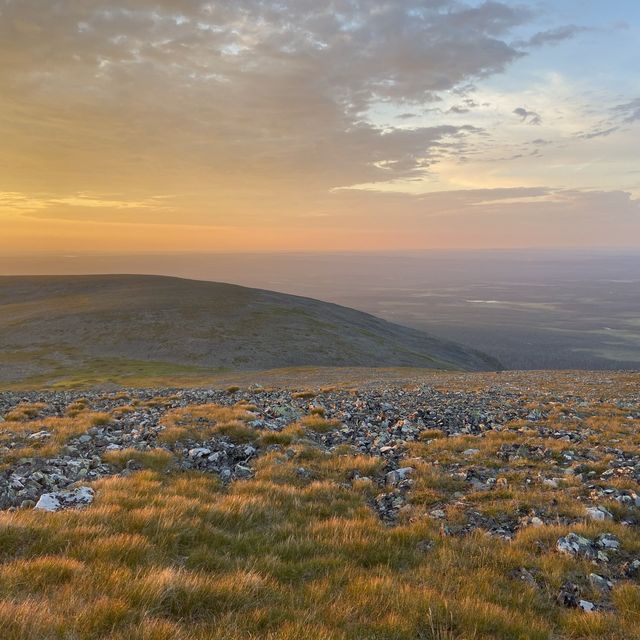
<box><xmin>34</xmin><ymin>486</ymin><xmax>94</xmax><ymax>512</ymax></box>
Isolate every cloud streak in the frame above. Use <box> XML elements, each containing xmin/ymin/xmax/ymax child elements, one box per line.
<box><xmin>513</xmin><ymin>107</ymin><xmax>542</xmax><ymax>125</ymax></box>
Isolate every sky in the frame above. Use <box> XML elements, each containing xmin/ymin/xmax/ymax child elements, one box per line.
<box><xmin>1</xmin><ymin>0</ymin><xmax>639</xmax><ymax>254</ymax></box>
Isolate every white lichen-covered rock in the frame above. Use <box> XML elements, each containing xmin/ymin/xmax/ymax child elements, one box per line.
<box><xmin>586</xmin><ymin>506</ymin><xmax>613</xmax><ymax>521</ymax></box>
<box><xmin>579</xmin><ymin>600</ymin><xmax>595</xmax><ymax>612</ymax></box>
<box><xmin>34</xmin><ymin>486</ymin><xmax>94</xmax><ymax>512</ymax></box>
<box><xmin>34</xmin><ymin>493</ymin><xmax>62</xmax><ymax>512</ymax></box>
<box><xmin>596</xmin><ymin>533</ymin><xmax>620</xmax><ymax>550</ymax></box>
<box><xmin>385</xmin><ymin>467</ymin><xmax>414</xmax><ymax>486</ymax></box>
<box><xmin>189</xmin><ymin>447</ymin><xmax>212</xmax><ymax>459</ymax></box>
<box><xmin>27</xmin><ymin>430</ymin><xmax>52</xmax><ymax>440</ymax></box>
<box><xmin>557</xmin><ymin>533</ymin><xmax>592</xmax><ymax>557</ymax></box>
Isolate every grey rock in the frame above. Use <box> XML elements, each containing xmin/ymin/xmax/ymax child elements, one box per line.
<box><xmin>557</xmin><ymin>533</ymin><xmax>592</xmax><ymax>557</ymax></box>
<box><xmin>586</xmin><ymin>506</ymin><xmax>613</xmax><ymax>521</ymax></box>
<box><xmin>35</xmin><ymin>486</ymin><xmax>94</xmax><ymax>512</ymax></box>
<box><xmin>596</xmin><ymin>533</ymin><xmax>620</xmax><ymax>550</ymax></box>
<box><xmin>385</xmin><ymin>467</ymin><xmax>414</xmax><ymax>486</ymax></box>
<box><xmin>578</xmin><ymin>600</ymin><xmax>595</xmax><ymax>613</ymax></box>
<box><xmin>588</xmin><ymin>573</ymin><xmax>611</xmax><ymax>592</ymax></box>
<box><xmin>189</xmin><ymin>447</ymin><xmax>212</xmax><ymax>459</ymax></box>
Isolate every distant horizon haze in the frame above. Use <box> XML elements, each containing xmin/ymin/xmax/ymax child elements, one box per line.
<box><xmin>2</xmin><ymin>249</ymin><xmax>639</xmax><ymax>371</ymax></box>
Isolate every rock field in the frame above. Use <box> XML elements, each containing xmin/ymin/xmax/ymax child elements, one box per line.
<box><xmin>1</xmin><ymin>371</ymin><xmax>639</xmax><ymax>617</ymax></box>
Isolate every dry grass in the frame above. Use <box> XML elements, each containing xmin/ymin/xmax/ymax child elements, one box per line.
<box><xmin>1</xmin><ymin>442</ymin><xmax>637</xmax><ymax>639</ymax></box>
<box><xmin>3</xmin><ymin>402</ymin><xmax>48</xmax><ymax>422</ymax></box>
<box><xmin>298</xmin><ymin>414</ymin><xmax>341</xmax><ymax>434</ymax></box>
<box><xmin>158</xmin><ymin>403</ymin><xmax>257</xmax><ymax>445</ymax></box>
<box><xmin>292</xmin><ymin>391</ymin><xmax>316</xmax><ymax>399</ymax></box>
<box><xmin>1</xmin><ymin>373</ymin><xmax>639</xmax><ymax>638</ymax></box>
<box><xmin>103</xmin><ymin>448</ymin><xmax>176</xmax><ymax>473</ymax></box>
<box><xmin>0</xmin><ymin>410</ymin><xmax>113</xmax><ymax>463</ymax></box>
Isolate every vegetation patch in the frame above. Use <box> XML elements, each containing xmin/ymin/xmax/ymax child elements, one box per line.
<box><xmin>0</xmin><ymin>371</ymin><xmax>639</xmax><ymax>638</ymax></box>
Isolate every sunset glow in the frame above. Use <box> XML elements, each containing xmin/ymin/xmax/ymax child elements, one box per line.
<box><xmin>1</xmin><ymin>1</ymin><xmax>639</xmax><ymax>253</ymax></box>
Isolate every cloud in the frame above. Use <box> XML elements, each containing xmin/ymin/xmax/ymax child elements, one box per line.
<box><xmin>0</xmin><ymin>0</ymin><xmax>637</xmax><ymax>252</ymax></box>
<box><xmin>516</xmin><ymin>25</ymin><xmax>590</xmax><ymax>48</ymax></box>
<box><xmin>613</xmin><ymin>98</ymin><xmax>640</xmax><ymax>124</ymax></box>
<box><xmin>579</xmin><ymin>126</ymin><xmax>620</xmax><ymax>140</ymax></box>
<box><xmin>513</xmin><ymin>107</ymin><xmax>542</xmax><ymax>125</ymax></box>
<box><xmin>575</xmin><ymin>97</ymin><xmax>639</xmax><ymax>140</ymax></box>
<box><xmin>0</xmin><ymin>0</ymin><xmax>533</xmax><ymax>201</ymax></box>
<box><xmin>447</xmin><ymin>105</ymin><xmax>471</xmax><ymax>114</ymax></box>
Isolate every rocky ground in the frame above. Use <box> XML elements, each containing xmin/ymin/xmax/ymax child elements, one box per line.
<box><xmin>1</xmin><ymin>371</ymin><xmax>639</xmax><ymax>629</ymax></box>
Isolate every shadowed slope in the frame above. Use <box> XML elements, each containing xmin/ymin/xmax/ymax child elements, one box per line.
<box><xmin>0</xmin><ymin>275</ymin><xmax>500</xmax><ymax>383</ymax></box>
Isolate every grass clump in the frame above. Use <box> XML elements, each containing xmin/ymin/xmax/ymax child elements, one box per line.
<box><xmin>258</xmin><ymin>424</ymin><xmax>305</xmax><ymax>447</ymax></box>
<box><xmin>158</xmin><ymin>403</ymin><xmax>257</xmax><ymax>445</ymax></box>
<box><xmin>0</xmin><ymin>411</ymin><xmax>114</xmax><ymax>462</ymax></box>
<box><xmin>292</xmin><ymin>391</ymin><xmax>316</xmax><ymax>399</ymax></box>
<box><xmin>299</xmin><ymin>414</ymin><xmax>341</xmax><ymax>434</ymax></box>
<box><xmin>103</xmin><ymin>448</ymin><xmax>176</xmax><ymax>472</ymax></box>
<box><xmin>4</xmin><ymin>402</ymin><xmax>48</xmax><ymax>422</ymax></box>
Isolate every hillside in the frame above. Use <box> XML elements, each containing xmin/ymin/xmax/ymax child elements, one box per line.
<box><xmin>0</xmin><ymin>275</ymin><xmax>500</xmax><ymax>384</ymax></box>
<box><xmin>0</xmin><ymin>370</ymin><xmax>639</xmax><ymax>639</ymax></box>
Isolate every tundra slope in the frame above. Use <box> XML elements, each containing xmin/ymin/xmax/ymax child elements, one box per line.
<box><xmin>0</xmin><ymin>370</ymin><xmax>639</xmax><ymax>639</ymax></box>
<box><xmin>0</xmin><ymin>275</ymin><xmax>500</xmax><ymax>384</ymax></box>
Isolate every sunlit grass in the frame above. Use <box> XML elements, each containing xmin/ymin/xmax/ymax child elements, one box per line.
<box><xmin>2</xmin><ymin>445</ymin><xmax>637</xmax><ymax>639</ymax></box>
<box><xmin>103</xmin><ymin>448</ymin><xmax>176</xmax><ymax>473</ymax></box>
<box><xmin>0</xmin><ymin>410</ymin><xmax>113</xmax><ymax>463</ymax></box>
<box><xmin>1</xmin><ymin>372</ymin><xmax>639</xmax><ymax>638</ymax></box>
<box><xmin>158</xmin><ymin>403</ymin><xmax>257</xmax><ymax>444</ymax></box>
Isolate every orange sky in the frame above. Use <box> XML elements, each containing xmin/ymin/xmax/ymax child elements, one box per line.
<box><xmin>1</xmin><ymin>1</ymin><xmax>639</xmax><ymax>254</ymax></box>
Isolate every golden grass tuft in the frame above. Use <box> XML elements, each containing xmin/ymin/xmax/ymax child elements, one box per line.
<box><xmin>0</xmin><ymin>411</ymin><xmax>114</xmax><ymax>462</ymax></box>
<box><xmin>292</xmin><ymin>391</ymin><xmax>316</xmax><ymax>399</ymax></box>
<box><xmin>158</xmin><ymin>403</ymin><xmax>256</xmax><ymax>444</ymax></box>
<box><xmin>103</xmin><ymin>448</ymin><xmax>176</xmax><ymax>472</ymax></box>
<box><xmin>257</xmin><ymin>424</ymin><xmax>305</xmax><ymax>447</ymax></box>
<box><xmin>4</xmin><ymin>402</ymin><xmax>48</xmax><ymax>422</ymax></box>
<box><xmin>298</xmin><ymin>414</ymin><xmax>341</xmax><ymax>433</ymax></box>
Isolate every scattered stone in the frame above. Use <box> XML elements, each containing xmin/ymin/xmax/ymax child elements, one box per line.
<box><xmin>556</xmin><ymin>582</ymin><xmax>580</xmax><ymax>608</ymax></box>
<box><xmin>189</xmin><ymin>447</ymin><xmax>212</xmax><ymax>458</ymax></box>
<box><xmin>1</xmin><ymin>373</ymin><xmax>639</xmax><ymax>584</ymax></box>
<box><xmin>516</xmin><ymin>568</ymin><xmax>537</xmax><ymax>588</ymax></box>
<box><xmin>385</xmin><ymin>467</ymin><xmax>414</xmax><ymax>486</ymax></box>
<box><xmin>234</xmin><ymin>464</ymin><xmax>252</xmax><ymax>478</ymax></box>
<box><xmin>28</xmin><ymin>431</ymin><xmax>51</xmax><ymax>440</ymax></box>
<box><xmin>578</xmin><ymin>600</ymin><xmax>596</xmax><ymax>613</ymax></box>
<box><xmin>35</xmin><ymin>486</ymin><xmax>94</xmax><ymax>512</ymax></box>
<box><xmin>586</xmin><ymin>506</ymin><xmax>613</xmax><ymax>521</ymax></box>
<box><xmin>596</xmin><ymin>533</ymin><xmax>620</xmax><ymax>550</ymax></box>
<box><xmin>557</xmin><ymin>533</ymin><xmax>592</xmax><ymax>558</ymax></box>
<box><xmin>624</xmin><ymin>559</ymin><xmax>640</xmax><ymax>576</ymax></box>
<box><xmin>588</xmin><ymin>573</ymin><xmax>611</xmax><ymax>592</ymax></box>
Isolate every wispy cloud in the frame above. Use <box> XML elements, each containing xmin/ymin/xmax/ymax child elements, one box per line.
<box><xmin>515</xmin><ymin>25</ymin><xmax>590</xmax><ymax>48</ymax></box>
<box><xmin>513</xmin><ymin>107</ymin><xmax>542</xmax><ymax>125</ymax></box>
